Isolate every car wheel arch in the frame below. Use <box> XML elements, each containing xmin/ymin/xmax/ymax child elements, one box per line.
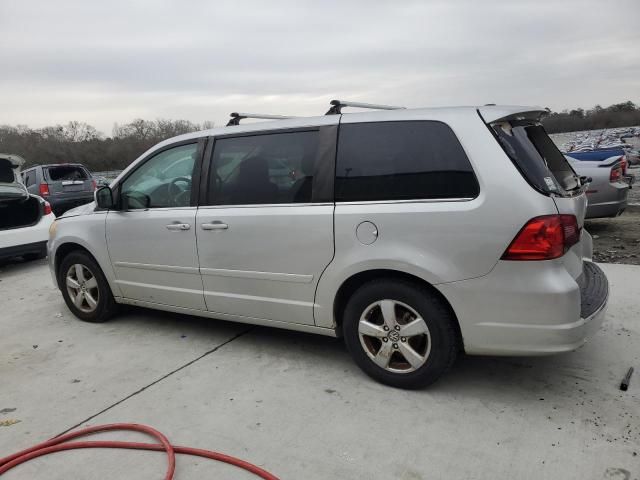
<box><xmin>332</xmin><ymin>268</ymin><xmax>464</xmax><ymax>349</ymax></box>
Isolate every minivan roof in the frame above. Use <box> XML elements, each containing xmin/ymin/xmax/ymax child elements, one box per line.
<box><xmin>157</xmin><ymin>104</ymin><xmax>545</xmax><ymax>147</ymax></box>
<box><xmin>115</xmin><ymin>104</ymin><xmax>545</xmax><ymax>186</ymax></box>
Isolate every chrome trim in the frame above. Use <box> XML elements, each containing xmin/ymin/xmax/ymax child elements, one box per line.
<box><xmin>114</xmin><ymin>261</ymin><xmax>199</xmax><ymax>275</ymax></box>
<box><xmin>336</xmin><ymin>197</ymin><xmax>475</xmax><ymax>206</ymax></box>
<box><xmin>197</xmin><ymin>202</ymin><xmax>333</xmax><ymax>210</ymax></box>
<box><xmin>200</xmin><ymin>267</ymin><xmax>313</xmax><ymax>283</ymax></box>
<box><xmin>203</xmin><ymin>289</ymin><xmax>315</xmax><ymax>307</ymax></box>
<box><xmin>115</xmin><ymin>297</ymin><xmax>338</xmax><ymax>337</ymax></box>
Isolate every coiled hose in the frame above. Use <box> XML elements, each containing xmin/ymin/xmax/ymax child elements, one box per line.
<box><xmin>0</xmin><ymin>423</ymin><xmax>279</xmax><ymax>479</ymax></box>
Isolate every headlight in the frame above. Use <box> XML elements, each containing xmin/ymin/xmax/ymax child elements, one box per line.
<box><xmin>49</xmin><ymin>220</ymin><xmax>57</xmax><ymax>237</ymax></box>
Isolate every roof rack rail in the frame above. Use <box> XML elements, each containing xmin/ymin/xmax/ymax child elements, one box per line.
<box><xmin>325</xmin><ymin>99</ymin><xmax>406</xmax><ymax>115</ymax></box>
<box><xmin>226</xmin><ymin>112</ymin><xmax>296</xmax><ymax>126</ymax></box>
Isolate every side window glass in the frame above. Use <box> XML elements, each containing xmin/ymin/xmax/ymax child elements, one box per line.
<box><xmin>121</xmin><ymin>143</ymin><xmax>198</xmax><ymax>209</ymax></box>
<box><xmin>335</xmin><ymin>121</ymin><xmax>479</xmax><ymax>202</ymax></box>
<box><xmin>208</xmin><ymin>131</ymin><xmax>318</xmax><ymax>205</ymax></box>
<box><xmin>25</xmin><ymin>171</ymin><xmax>35</xmax><ymax>187</ymax></box>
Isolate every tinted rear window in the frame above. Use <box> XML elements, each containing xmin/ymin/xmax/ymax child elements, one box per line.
<box><xmin>492</xmin><ymin>122</ymin><xmax>579</xmax><ymax>194</ymax></box>
<box><xmin>46</xmin><ymin>166</ymin><xmax>89</xmax><ymax>181</ymax></box>
<box><xmin>335</xmin><ymin>121</ymin><xmax>479</xmax><ymax>202</ymax></box>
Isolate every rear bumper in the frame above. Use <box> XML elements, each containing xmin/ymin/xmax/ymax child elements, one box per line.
<box><xmin>585</xmin><ymin>182</ymin><xmax>629</xmax><ymax>218</ymax></box>
<box><xmin>0</xmin><ymin>240</ymin><xmax>47</xmax><ymax>260</ymax></box>
<box><xmin>0</xmin><ymin>212</ymin><xmax>54</xmax><ymax>260</ymax></box>
<box><xmin>439</xmin><ymin>260</ymin><xmax>608</xmax><ymax>356</ymax></box>
<box><xmin>586</xmin><ymin>199</ymin><xmax>627</xmax><ymax>218</ymax></box>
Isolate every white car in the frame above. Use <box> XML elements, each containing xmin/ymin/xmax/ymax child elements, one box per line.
<box><xmin>0</xmin><ymin>154</ymin><xmax>55</xmax><ymax>261</ymax></box>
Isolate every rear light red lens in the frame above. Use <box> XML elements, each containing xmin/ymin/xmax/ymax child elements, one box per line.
<box><xmin>620</xmin><ymin>157</ymin><xmax>627</xmax><ymax>175</ymax></box>
<box><xmin>39</xmin><ymin>183</ymin><xmax>50</xmax><ymax>196</ymax></box>
<box><xmin>91</xmin><ymin>179</ymin><xmax>97</xmax><ymax>191</ymax></box>
<box><xmin>502</xmin><ymin>214</ymin><xmax>579</xmax><ymax>261</ymax></box>
<box><xmin>610</xmin><ymin>166</ymin><xmax>622</xmax><ymax>182</ymax></box>
<box><xmin>43</xmin><ymin>201</ymin><xmax>52</xmax><ymax>215</ymax></box>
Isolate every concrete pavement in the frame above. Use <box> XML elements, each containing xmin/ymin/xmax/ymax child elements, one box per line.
<box><xmin>0</xmin><ymin>259</ymin><xmax>638</xmax><ymax>479</ymax></box>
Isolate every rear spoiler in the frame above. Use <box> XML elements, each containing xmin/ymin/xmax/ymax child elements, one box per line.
<box><xmin>477</xmin><ymin>105</ymin><xmax>547</xmax><ymax>124</ymax></box>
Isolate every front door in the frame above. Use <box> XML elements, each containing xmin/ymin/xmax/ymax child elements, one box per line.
<box><xmin>106</xmin><ymin>141</ymin><xmax>206</xmax><ymax>310</ymax></box>
<box><xmin>196</xmin><ymin>124</ymin><xmax>337</xmax><ymax>325</ymax></box>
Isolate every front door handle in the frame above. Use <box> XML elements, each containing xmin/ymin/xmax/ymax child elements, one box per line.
<box><xmin>166</xmin><ymin>223</ymin><xmax>191</xmax><ymax>231</ymax></box>
<box><xmin>201</xmin><ymin>221</ymin><xmax>228</xmax><ymax>231</ymax></box>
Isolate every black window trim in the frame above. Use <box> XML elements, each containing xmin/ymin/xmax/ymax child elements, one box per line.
<box><xmin>334</xmin><ymin>119</ymin><xmax>480</xmax><ymax>204</ymax></box>
<box><xmin>199</xmin><ymin>125</ymin><xmax>337</xmax><ymax>207</ymax></box>
<box><xmin>111</xmin><ymin>137</ymin><xmax>207</xmax><ymax>211</ymax></box>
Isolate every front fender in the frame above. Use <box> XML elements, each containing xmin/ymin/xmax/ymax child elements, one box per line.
<box><xmin>48</xmin><ymin>212</ymin><xmax>122</xmax><ymax>297</ymax></box>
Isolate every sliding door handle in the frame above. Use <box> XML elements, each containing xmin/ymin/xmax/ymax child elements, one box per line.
<box><xmin>201</xmin><ymin>221</ymin><xmax>228</xmax><ymax>231</ymax></box>
<box><xmin>166</xmin><ymin>223</ymin><xmax>191</xmax><ymax>231</ymax></box>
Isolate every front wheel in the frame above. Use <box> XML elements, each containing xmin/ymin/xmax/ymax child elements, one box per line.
<box><xmin>342</xmin><ymin>279</ymin><xmax>458</xmax><ymax>389</ymax></box>
<box><xmin>58</xmin><ymin>251</ymin><xmax>117</xmax><ymax>323</ymax></box>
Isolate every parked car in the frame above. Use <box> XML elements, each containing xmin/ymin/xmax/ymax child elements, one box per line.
<box><xmin>93</xmin><ymin>176</ymin><xmax>110</xmax><ymax>187</ymax></box>
<box><xmin>21</xmin><ymin>163</ymin><xmax>96</xmax><ymax>216</ymax></box>
<box><xmin>48</xmin><ymin>102</ymin><xmax>609</xmax><ymax>389</ymax></box>
<box><xmin>0</xmin><ymin>154</ymin><xmax>55</xmax><ymax>261</ymax></box>
<box><xmin>565</xmin><ymin>147</ymin><xmax>626</xmax><ymax>162</ymax></box>
<box><xmin>566</xmin><ymin>155</ymin><xmax>634</xmax><ymax>218</ymax></box>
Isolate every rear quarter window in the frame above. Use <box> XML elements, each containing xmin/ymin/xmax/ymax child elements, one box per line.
<box><xmin>335</xmin><ymin>121</ymin><xmax>479</xmax><ymax>202</ymax></box>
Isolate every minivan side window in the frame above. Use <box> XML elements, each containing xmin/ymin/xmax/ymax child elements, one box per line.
<box><xmin>335</xmin><ymin>121</ymin><xmax>479</xmax><ymax>202</ymax></box>
<box><xmin>208</xmin><ymin>130</ymin><xmax>319</xmax><ymax>205</ymax></box>
<box><xmin>120</xmin><ymin>143</ymin><xmax>198</xmax><ymax>209</ymax></box>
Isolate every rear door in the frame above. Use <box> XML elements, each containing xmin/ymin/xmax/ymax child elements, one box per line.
<box><xmin>487</xmin><ymin>118</ymin><xmax>587</xmax><ymax>278</ymax></box>
<box><xmin>44</xmin><ymin>165</ymin><xmax>94</xmax><ymax>197</ymax></box>
<box><xmin>195</xmin><ymin>122</ymin><xmax>338</xmax><ymax>326</ymax></box>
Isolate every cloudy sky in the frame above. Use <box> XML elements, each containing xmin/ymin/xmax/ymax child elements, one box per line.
<box><xmin>1</xmin><ymin>0</ymin><xmax>638</xmax><ymax>135</ymax></box>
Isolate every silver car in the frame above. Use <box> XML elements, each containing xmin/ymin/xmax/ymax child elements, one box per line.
<box><xmin>48</xmin><ymin>101</ymin><xmax>609</xmax><ymax>388</ymax></box>
<box><xmin>565</xmin><ymin>155</ymin><xmax>633</xmax><ymax>218</ymax></box>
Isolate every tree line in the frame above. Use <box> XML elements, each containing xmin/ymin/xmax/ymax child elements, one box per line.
<box><xmin>542</xmin><ymin>101</ymin><xmax>640</xmax><ymax>134</ymax></box>
<box><xmin>1</xmin><ymin>101</ymin><xmax>638</xmax><ymax>172</ymax></box>
<box><xmin>0</xmin><ymin>119</ymin><xmax>213</xmax><ymax>172</ymax></box>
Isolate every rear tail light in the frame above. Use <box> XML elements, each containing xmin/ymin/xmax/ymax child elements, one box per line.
<box><xmin>39</xmin><ymin>183</ymin><xmax>50</xmax><ymax>196</ymax></box>
<box><xmin>610</xmin><ymin>165</ymin><xmax>623</xmax><ymax>183</ymax></box>
<box><xmin>43</xmin><ymin>201</ymin><xmax>52</xmax><ymax>215</ymax></box>
<box><xmin>91</xmin><ymin>179</ymin><xmax>97</xmax><ymax>191</ymax></box>
<box><xmin>620</xmin><ymin>156</ymin><xmax>627</xmax><ymax>175</ymax></box>
<box><xmin>502</xmin><ymin>214</ymin><xmax>580</xmax><ymax>261</ymax></box>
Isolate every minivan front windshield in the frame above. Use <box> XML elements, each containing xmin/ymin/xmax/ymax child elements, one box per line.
<box><xmin>492</xmin><ymin>122</ymin><xmax>581</xmax><ymax>195</ymax></box>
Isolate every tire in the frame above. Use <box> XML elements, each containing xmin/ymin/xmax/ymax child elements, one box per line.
<box><xmin>342</xmin><ymin>279</ymin><xmax>458</xmax><ymax>389</ymax></box>
<box><xmin>58</xmin><ymin>251</ymin><xmax>118</xmax><ymax>323</ymax></box>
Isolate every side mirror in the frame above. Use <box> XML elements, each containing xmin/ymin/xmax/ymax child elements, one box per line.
<box><xmin>95</xmin><ymin>186</ymin><xmax>115</xmax><ymax>209</ymax></box>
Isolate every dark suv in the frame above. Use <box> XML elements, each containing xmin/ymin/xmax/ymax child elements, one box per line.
<box><xmin>21</xmin><ymin>164</ymin><xmax>96</xmax><ymax>216</ymax></box>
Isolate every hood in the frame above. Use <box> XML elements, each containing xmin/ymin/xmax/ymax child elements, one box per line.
<box><xmin>59</xmin><ymin>200</ymin><xmax>97</xmax><ymax>219</ymax></box>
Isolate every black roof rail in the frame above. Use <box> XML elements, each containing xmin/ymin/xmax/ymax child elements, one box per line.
<box><xmin>325</xmin><ymin>99</ymin><xmax>406</xmax><ymax>115</ymax></box>
<box><xmin>226</xmin><ymin>112</ymin><xmax>296</xmax><ymax>126</ymax></box>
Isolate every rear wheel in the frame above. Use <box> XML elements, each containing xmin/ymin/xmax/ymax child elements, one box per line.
<box><xmin>58</xmin><ymin>251</ymin><xmax>117</xmax><ymax>323</ymax></box>
<box><xmin>342</xmin><ymin>279</ymin><xmax>458</xmax><ymax>389</ymax></box>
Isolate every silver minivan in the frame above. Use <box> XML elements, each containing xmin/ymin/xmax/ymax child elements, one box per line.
<box><xmin>48</xmin><ymin>101</ymin><xmax>609</xmax><ymax>388</ymax></box>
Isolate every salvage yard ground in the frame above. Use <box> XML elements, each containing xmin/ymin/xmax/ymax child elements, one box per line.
<box><xmin>0</xmin><ymin>259</ymin><xmax>638</xmax><ymax>479</ymax></box>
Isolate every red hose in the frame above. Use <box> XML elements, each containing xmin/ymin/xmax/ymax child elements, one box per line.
<box><xmin>0</xmin><ymin>423</ymin><xmax>279</xmax><ymax>479</ymax></box>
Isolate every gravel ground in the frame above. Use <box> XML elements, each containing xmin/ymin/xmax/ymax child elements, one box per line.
<box><xmin>588</xmin><ymin>206</ymin><xmax>640</xmax><ymax>265</ymax></box>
